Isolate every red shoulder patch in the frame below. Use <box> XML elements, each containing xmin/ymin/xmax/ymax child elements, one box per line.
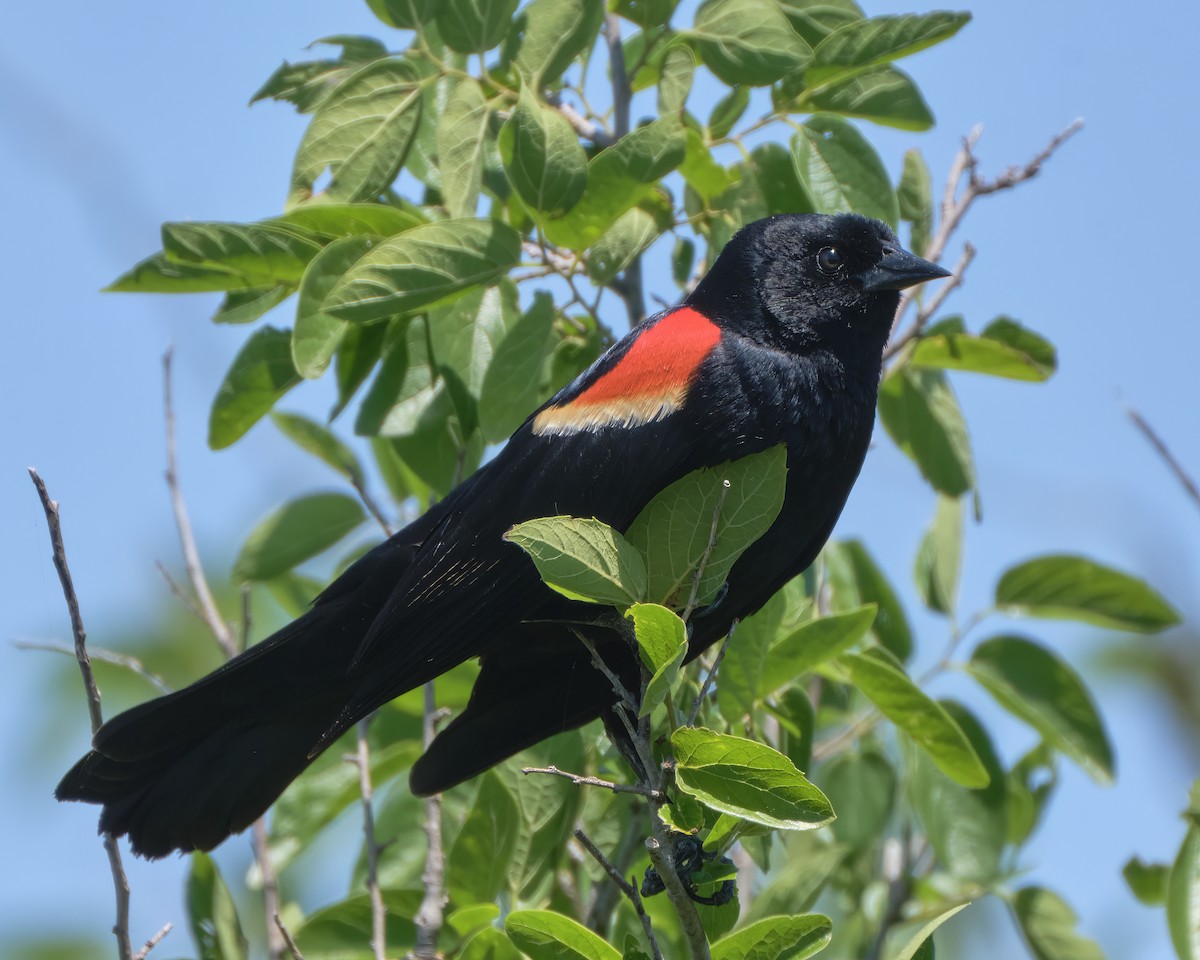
<box><xmin>533</xmin><ymin>307</ymin><xmax>721</xmax><ymax>435</ymax></box>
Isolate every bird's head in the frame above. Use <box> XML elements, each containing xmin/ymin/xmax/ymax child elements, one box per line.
<box><xmin>687</xmin><ymin>213</ymin><xmax>949</xmax><ymax>359</ymax></box>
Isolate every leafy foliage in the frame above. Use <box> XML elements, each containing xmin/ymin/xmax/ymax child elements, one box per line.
<box><xmin>67</xmin><ymin>2</ymin><xmax>1184</xmax><ymax>960</ymax></box>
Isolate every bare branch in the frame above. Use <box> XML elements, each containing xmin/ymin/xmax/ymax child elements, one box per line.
<box><xmin>413</xmin><ymin>683</ymin><xmax>446</xmax><ymax>959</ymax></box>
<box><xmin>521</xmin><ymin>765</ymin><xmax>665</xmax><ymax>801</ymax></box>
<box><xmin>274</xmin><ymin>913</ymin><xmax>305</xmax><ymax>960</ymax></box>
<box><xmin>12</xmin><ymin>639</ymin><xmax>171</xmax><ymax>695</ymax></box>
<box><xmin>353</xmin><ymin>718</ymin><xmax>388</xmax><ymax>960</ymax></box>
<box><xmin>132</xmin><ymin>922</ymin><xmax>173</xmax><ymax>960</ymax></box>
<box><xmin>890</xmin><ymin>120</ymin><xmax>1083</xmax><ymax>340</ymax></box>
<box><xmin>575</xmin><ymin>829</ymin><xmax>663</xmax><ymax>960</ymax></box>
<box><xmin>162</xmin><ymin>349</ymin><xmax>237</xmax><ymax>659</ymax></box>
<box><xmin>1128</xmin><ymin>407</ymin><xmax>1200</xmax><ymax>510</ymax></box>
<box><xmin>29</xmin><ymin>468</ymin><xmax>135</xmax><ymax>960</ymax></box>
<box><xmin>253</xmin><ymin>820</ymin><xmax>285</xmax><ymax>960</ymax></box>
<box><xmin>573</xmin><ymin>629</ymin><xmax>639</xmax><ymax>711</ymax></box>
<box><xmin>550</xmin><ymin>98</ymin><xmax>614</xmax><ymax>148</ymax></box>
<box><xmin>687</xmin><ymin>620</ymin><xmax>737</xmax><ymax>727</ymax></box>
<box><xmin>645</xmin><ymin>830</ymin><xmax>711</xmax><ymax>960</ymax></box>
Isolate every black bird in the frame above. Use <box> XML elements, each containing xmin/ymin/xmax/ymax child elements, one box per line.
<box><xmin>57</xmin><ymin>213</ymin><xmax>948</xmax><ymax>858</ymax></box>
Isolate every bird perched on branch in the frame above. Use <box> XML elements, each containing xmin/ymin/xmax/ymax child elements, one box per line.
<box><xmin>58</xmin><ymin>213</ymin><xmax>948</xmax><ymax>858</ymax></box>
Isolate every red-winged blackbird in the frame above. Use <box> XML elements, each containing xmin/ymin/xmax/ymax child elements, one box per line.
<box><xmin>57</xmin><ymin>213</ymin><xmax>948</xmax><ymax>858</ymax></box>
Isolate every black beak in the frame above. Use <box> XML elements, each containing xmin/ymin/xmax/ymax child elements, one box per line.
<box><xmin>858</xmin><ymin>245</ymin><xmax>951</xmax><ymax>292</ymax></box>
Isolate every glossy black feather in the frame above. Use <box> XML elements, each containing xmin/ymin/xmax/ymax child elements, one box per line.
<box><xmin>56</xmin><ymin>213</ymin><xmax>947</xmax><ymax>857</ymax></box>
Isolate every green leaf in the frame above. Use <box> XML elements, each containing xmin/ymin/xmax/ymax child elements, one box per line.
<box><xmin>1169</xmin><ymin>824</ymin><xmax>1200</xmax><ymax>959</ymax></box>
<box><xmin>106</xmin><ymin>252</ymin><xmax>255</xmax><ymax>293</ymax></box>
<box><xmin>294</xmin><ymin>235</ymin><xmax>382</xmax><ymax>379</ymax></box>
<box><xmin>913</xmin><ymin>495</ymin><xmax>962</xmax><ymax>615</ymax></box>
<box><xmin>823</xmin><ymin>540</ymin><xmax>912</xmax><ymax>661</ymax></box>
<box><xmin>672</xmin><ymin>237</ymin><xmax>696</xmax><ymax>288</ymax></box>
<box><xmin>449</xmin><ymin>904</ymin><xmax>503</xmax><ymax>937</ymax></box>
<box><xmin>448</xmin><ymin>772</ymin><xmax>521</xmax><ymax>903</ymax></box>
<box><xmin>515</xmin><ymin>0</ymin><xmax>605</xmax><ymax>86</ymax></box>
<box><xmin>672</xmin><ymin>727</ymin><xmax>834</xmax><ymax>830</ymax></box>
<box><xmin>792</xmin><ymin>114</ymin><xmax>899</xmax><ymax>225</ymax></box>
<box><xmin>290</xmin><ymin>58</ymin><xmax>422</xmax><ymax>205</ymax></box>
<box><xmin>324</xmin><ymin>218</ymin><xmax>521</xmax><ymax>323</ymax></box>
<box><xmin>878</xmin><ymin>366</ymin><xmax>974</xmax><ymax>497</ymax></box>
<box><xmin>265</xmin><ymin>571</ymin><xmax>324</xmax><ymax>617</ymax></box>
<box><xmin>187</xmin><ymin>853</ymin><xmax>248</xmax><ymax>960</ymax></box>
<box><xmin>627</xmin><ymin>603</ymin><xmax>688</xmax><ymax>715</ymax></box>
<box><xmin>718</xmin><ymin>590</ymin><xmax>789</xmax><ymax>723</ymax></box>
<box><xmin>708</xmin><ymin>86</ymin><xmax>750</xmax><ymax>140</ymax></box>
<box><xmin>461</xmin><ymin>927</ymin><xmax>525</xmax><ymax>960</ymax></box>
<box><xmin>334</xmin><ymin>321</ymin><xmax>388</xmax><ymax>419</ymax></box>
<box><xmin>810</xmin><ymin>12</ymin><xmax>970</xmax><ymax>84</ymax></box>
<box><xmin>211</xmin><ymin>285</ymin><xmax>292</xmax><ymax>325</ymax></box>
<box><xmin>910</xmin><ymin>330</ymin><xmax>1054</xmax><ymax>382</ymax></box>
<box><xmin>277</xmin><ymin>202</ymin><xmax>425</xmax><ymax>239</ymax></box>
<box><xmin>615</xmin><ymin>0</ymin><xmax>678</xmax><ymax>28</ymax></box>
<box><xmin>271</xmin><ymin>411</ymin><xmax>366</xmax><ymax>487</ymax></box>
<box><xmin>366</xmin><ymin>0</ymin><xmax>436</xmax><ymax>29</ymax></box>
<box><xmin>436</xmin><ymin>0</ymin><xmax>520</xmax><ymax>52</ymax></box>
<box><xmin>162</xmin><ymin>221</ymin><xmax>321</xmax><ymax>286</ymax></box>
<box><xmin>1011</xmin><ymin>886</ymin><xmax>1104</xmax><ymax>960</ymax></box>
<box><xmin>750</xmin><ymin>142</ymin><xmax>814</xmax><ymax>217</ymax></box>
<box><xmin>711</xmin><ymin>913</ymin><xmax>833</xmax><ymax>960</ymax></box>
<box><xmin>626</xmin><ymin>446</ymin><xmax>787</xmax><ymax>610</ymax></box>
<box><xmin>686</xmin><ymin>0</ymin><xmax>813</xmax><ymax>86</ymax></box>
<box><xmin>294</xmin><ymin>890</ymin><xmax>421</xmax><ymax>959</ymax></box>
<box><xmin>479</xmin><ymin>291</ymin><xmax>557</xmax><ymax>441</ymax></box>
<box><xmin>810</xmin><ymin>64</ymin><xmax>932</xmax><ymax>131</ymax></box>
<box><xmin>759</xmin><ymin>605</ymin><xmax>877</xmax><ymax>697</ymax></box>
<box><xmin>356</xmin><ymin>317</ymin><xmax>443</xmax><ymax>436</ymax></box>
<box><xmin>270</xmin><ymin>740</ymin><xmax>418</xmax><ymax>872</ymax></box>
<box><xmin>233</xmin><ymin>493</ymin><xmax>366</xmax><ymax>581</ymax></box>
<box><xmin>505</xmin><ymin>517</ymin><xmax>647</xmax><ymax>605</ymax></box>
<box><xmin>981</xmin><ymin>316</ymin><xmax>1058</xmax><ymax>375</ymax></box>
<box><xmin>499</xmin><ymin>90</ymin><xmax>589</xmax><ymax>217</ymax></box>
<box><xmin>505</xmin><ymin>910</ymin><xmax>622</xmax><ymax>960</ymax></box>
<box><xmin>887</xmin><ymin>902</ymin><xmax>971</xmax><ymax>960</ymax></box>
<box><xmin>995</xmin><ymin>554</ymin><xmax>1180</xmax><ymax>633</ymax></box>
<box><xmin>543</xmin><ymin>119</ymin><xmax>684</xmax><ymax>249</ymax></box>
<box><xmin>437</xmin><ymin>78</ymin><xmax>490</xmax><ymax>218</ymax></box>
<box><xmin>680</xmin><ymin>127</ymin><xmax>737</xmax><ymax>200</ymax></box>
<box><xmin>897</xmin><ymin>148</ymin><xmax>932</xmax><ymax>256</ymax></box>
<box><xmin>658</xmin><ymin>43</ymin><xmax>696</xmax><ymax>116</ymax></box>
<box><xmin>968</xmin><ymin>635</ymin><xmax>1115</xmax><ymax>784</ymax></box>
<box><xmin>909</xmin><ymin>701</ymin><xmax>1007</xmax><ymax>883</ymax></box>
<box><xmin>1123</xmin><ymin>856</ymin><xmax>1169</xmax><ymax>907</ymax></box>
<box><xmin>842</xmin><ymin>652</ymin><xmax>989</xmax><ymax>788</ymax></box>
<box><xmin>209</xmin><ymin>326</ymin><xmax>302</xmax><ymax>449</ymax></box>
<box><xmin>251</xmin><ymin>36</ymin><xmax>388</xmax><ymax>114</ymax></box>
<box><xmin>587</xmin><ymin>206</ymin><xmax>667</xmax><ymax>284</ymax></box>
<box><xmin>822</xmin><ymin>749</ymin><xmax>895</xmax><ymax>849</ymax></box>
<box><xmin>428</xmin><ymin>279</ymin><xmax>520</xmax><ymax>407</ymax></box>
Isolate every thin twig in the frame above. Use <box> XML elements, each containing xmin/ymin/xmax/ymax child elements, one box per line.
<box><xmin>353</xmin><ymin>719</ymin><xmax>388</xmax><ymax>960</ymax></box>
<box><xmin>575</xmin><ymin>829</ymin><xmax>663</xmax><ymax>960</ymax></box>
<box><xmin>889</xmin><ymin>120</ymin><xmax>1083</xmax><ymax>342</ymax></box>
<box><xmin>354</xmin><ymin>479</ymin><xmax>393</xmax><ymax>537</ymax></box>
<box><xmin>162</xmin><ymin>349</ymin><xmax>236</xmax><ymax>658</ymax></box>
<box><xmin>687</xmin><ymin>620</ymin><xmax>737</xmax><ymax>727</ymax></box>
<box><xmin>154</xmin><ymin>561</ymin><xmax>205</xmax><ymax>623</ymax></box>
<box><xmin>863</xmin><ymin>837</ymin><xmax>911</xmax><ymax>960</ymax></box>
<box><xmin>253</xmin><ymin>820</ymin><xmax>285</xmax><ymax>960</ymax></box>
<box><xmin>274</xmin><ymin>913</ymin><xmax>305</xmax><ymax>960</ymax></box>
<box><xmin>29</xmin><ymin>468</ymin><xmax>134</xmax><ymax>960</ymax></box>
<box><xmin>1128</xmin><ymin>408</ymin><xmax>1200</xmax><ymax>510</ymax></box>
<box><xmin>603</xmin><ymin>12</ymin><xmax>646</xmax><ymax>326</ymax></box>
<box><xmin>645</xmin><ymin>828</ymin><xmax>711</xmax><ymax>960</ymax></box>
<box><xmin>521</xmin><ymin>765</ymin><xmax>665</xmax><ymax>801</ymax></box>
<box><xmin>13</xmin><ymin>640</ymin><xmax>172</xmax><ymax>694</ymax></box>
<box><xmin>132</xmin><ymin>922</ymin><xmax>173</xmax><ymax>960</ymax></box>
<box><xmin>586</xmin><ymin>815</ymin><xmax>643</xmax><ymax>932</ymax></box>
<box><xmin>573</xmin><ymin>629</ymin><xmax>639</xmax><ymax>711</ymax></box>
<box><xmin>682</xmin><ymin>480</ymin><xmax>731</xmax><ymax>621</ymax></box>
<box><xmin>413</xmin><ymin>682</ymin><xmax>446</xmax><ymax>959</ymax></box>
<box><xmin>884</xmin><ymin>243</ymin><xmax>976</xmax><ymax>360</ymax></box>
<box><xmin>550</xmin><ymin>97</ymin><xmax>614</xmax><ymax>147</ymax></box>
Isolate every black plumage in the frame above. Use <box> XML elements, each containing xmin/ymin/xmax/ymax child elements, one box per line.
<box><xmin>57</xmin><ymin>212</ymin><xmax>948</xmax><ymax>858</ymax></box>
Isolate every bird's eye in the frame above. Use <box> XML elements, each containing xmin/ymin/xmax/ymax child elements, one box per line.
<box><xmin>817</xmin><ymin>246</ymin><xmax>844</xmax><ymax>274</ymax></box>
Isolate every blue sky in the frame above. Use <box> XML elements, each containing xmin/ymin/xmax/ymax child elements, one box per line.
<box><xmin>2</xmin><ymin>1</ymin><xmax>1198</xmax><ymax>957</ymax></box>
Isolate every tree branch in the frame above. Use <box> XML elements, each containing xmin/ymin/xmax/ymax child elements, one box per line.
<box><xmin>162</xmin><ymin>349</ymin><xmax>237</xmax><ymax>658</ymax></box>
<box><xmin>884</xmin><ymin>243</ymin><xmax>976</xmax><ymax>360</ymax></box>
<box><xmin>29</xmin><ymin>468</ymin><xmax>135</xmax><ymax>960</ymax></box>
<box><xmin>889</xmin><ymin>120</ymin><xmax>1083</xmax><ymax>343</ymax></box>
<box><xmin>132</xmin><ymin>922</ymin><xmax>173</xmax><ymax>960</ymax></box>
<box><xmin>1128</xmin><ymin>407</ymin><xmax>1200</xmax><ymax>511</ymax></box>
<box><xmin>413</xmin><ymin>683</ymin><xmax>447</xmax><ymax>959</ymax></box>
<box><xmin>13</xmin><ymin>639</ymin><xmax>171</xmax><ymax>694</ymax></box>
<box><xmin>353</xmin><ymin>718</ymin><xmax>388</xmax><ymax>960</ymax></box>
<box><xmin>521</xmin><ymin>765</ymin><xmax>665</xmax><ymax>801</ymax></box>
<box><xmin>687</xmin><ymin>620</ymin><xmax>736</xmax><ymax>727</ymax></box>
<box><xmin>575</xmin><ymin>829</ymin><xmax>663</xmax><ymax>960</ymax></box>
<box><xmin>274</xmin><ymin>913</ymin><xmax>305</xmax><ymax>960</ymax></box>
